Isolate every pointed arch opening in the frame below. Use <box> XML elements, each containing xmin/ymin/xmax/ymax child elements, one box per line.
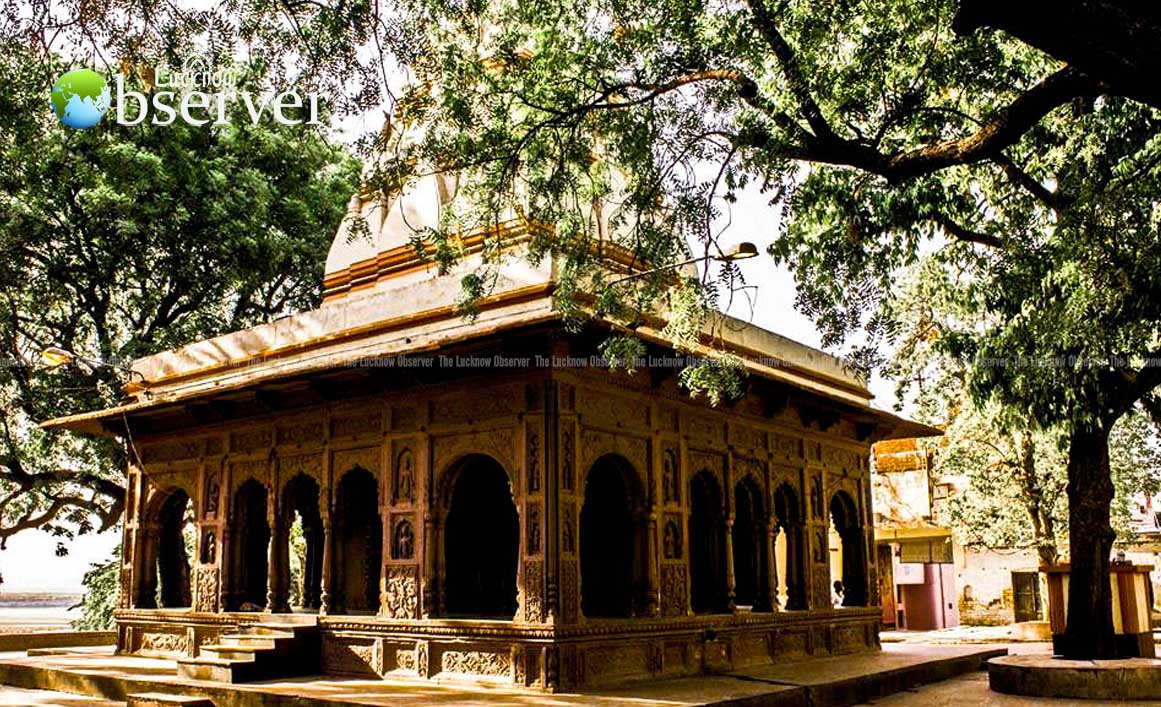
<box><xmin>580</xmin><ymin>454</ymin><xmax>645</xmax><ymax>618</ymax></box>
<box><xmin>138</xmin><ymin>487</ymin><xmax>195</xmax><ymax>609</ymax></box>
<box><xmin>829</xmin><ymin>490</ymin><xmax>867</xmax><ymax>607</ymax></box>
<box><xmin>689</xmin><ymin>470</ymin><xmax>728</xmax><ymax>613</ymax></box>
<box><xmin>732</xmin><ymin>477</ymin><xmax>765</xmax><ymax>609</ymax></box>
<box><xmin>773</xmin><ymin>483</ymin><xmax>807</xmax><ymax>610</ymax></box>
<box><xmin>443</xmin><ymin>454</ymin><xmax>519</xmax><ymax>619</ymax></box>
<box><xmin>228</xmin><ymin>479</ymin><xmax>269</xmax><ymax>611</ymax></box>
<box><xmin>333</xmin><ymin>467</ymin><xmax>382</xmax><ymax>614</ymax></box>
<box><xmin>280</xmin><ymin>474</ymin><xmax>323</xmax><ymax>612</ymax></box>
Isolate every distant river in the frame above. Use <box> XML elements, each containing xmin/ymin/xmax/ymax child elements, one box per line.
<box><xmin>0</xmin><ymin>603</ymin><xmax>78</xmax><ymax>634</ymax></box>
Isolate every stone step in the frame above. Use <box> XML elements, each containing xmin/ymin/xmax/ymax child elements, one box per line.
<box><xmin>217</xmin><ymin>634</ymin><xmax>278</xmax><ymax>649</ymax></box>
<box><xmin>176</xmin><ymin>655</ymin><xmax>261</xmax><ymax>683</ymax></box>
<box><xmin>128</xmin><ymin>692</ymin><xmax>215</xmax><ymax>706</ymax></box>
<box><xmin>198</xmin><ymin>644</ymin><xmax>259</xmax><ymax>662</ymax></box>
<box><xmin>179</xmin><ymin>619</ymin><xmax>319</xmax><ymax>684</ymax></box>
<box><xmin>238</xmin><ymin>626</ymin><xmax>297</xmax><ymax>638</ymax></box>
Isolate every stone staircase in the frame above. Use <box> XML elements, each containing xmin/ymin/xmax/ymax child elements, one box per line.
<box><xmin>177</xmin><ymin>617</ymin><xmax>320</xmax><ymax>684</ymax></box>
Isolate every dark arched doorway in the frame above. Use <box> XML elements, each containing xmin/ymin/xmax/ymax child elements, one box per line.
<box><xmin>280</xmin><ymin>474</ymin><xmax>323</xmax><ymax>611</ymax></box>
<box><xmin>229</xmin><ymin>479</ymin><xmax>269</xmax><ymax>610</ymax></box>
<box><xmin>138</xmin><ymin>488</ymin><xmax>195</xmax><ymax>609</ymax></box>
<box><xmin>829</xmin><ymin>491</ymin><xmax>867</xmax><ymax>607</ymax></box>
<box><xmin>443</xmin><ymin>455</ymin><xmax>519</xmax><ymax>618</ymax></box>
<box><xmin>333</xmin><ymin>467</ymin><xmax>382</xmax><ymax>614</ymax></box>
<box><xmin>689</xmin><ymin>470</ymin><xmax>727</xmax><ymax>613</ymax></box>
<box><xmin>732</xmin><ymin>478</ymin><xmax>764</xmax><ymax>609</ymax></box>
<box><xmin>773</xmin><ymin>483</ymin><xmax>807</xmax><ymax>610</ymax></box>
<box><xmin>580</xmin><ymin>454</ymin><xmax>643</xmax><ymax>618</ymax></box>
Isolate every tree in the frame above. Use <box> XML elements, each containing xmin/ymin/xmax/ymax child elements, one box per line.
<box><xmin>10</xmin><ymin>0</ymin><xmax>1161</xmax><ymax>658</ymax></box>
<box><xmin>953</xmin><ymin>1</ymin><xmax>1161</xmax><ymax>110</ymax></box>
<box><xmin>0</xmin><ymin>45</ymin><xmax>359</xmax><ymax>557</ymax></box>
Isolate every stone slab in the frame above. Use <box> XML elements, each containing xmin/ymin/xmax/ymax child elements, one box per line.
<box><xmin>0</xmin><ymin>644</ymin><xmax>1001</xmax><ymax>707</ymax></box>
<box><xmin>988</xmin><ymin>653</ymin><xmax>1161</xmax><ymax>700</ymax></box>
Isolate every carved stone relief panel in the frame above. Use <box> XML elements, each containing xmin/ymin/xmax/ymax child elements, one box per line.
<box><xmin>194</xmin><ymin>565</ymin><xmax>219</xmax><ymax>612</ymax></box>
<box><xmin>200</xmin><ymin>529</ymin><xmax>217</xmax><ymax>565</ymax></box>
<box><xmin>730</xmin><ymin>425</ymin><xmax>767</xmax><ymax>456</ymax></box>
<box><xmin>330</xmin><ymin>410</ymin><xmax>383</xmax><ymax>440</ymax></box>
<box><xmin>526</xmin><ymin>502</ymin><xmax>541</xmax><ymax>555</ymax></box>
<box><xmin>523</xmin><ymin>560</ymin><xmax>544</xmax><ymax>623</ymax></box>
<box><xmin>202</xmin><ymin>465</ymin><xmax>221</xmax><ymax>518</ymax></box>
<box><xmin>560</xmin><ymin>420</ymin><xmax>576</xmax><ymax>491</ymax></box>
<box><xmin>440</xmin><ymin>649</ymin><xmax>511</xmax><ymax>677</ymax></box>
<box><xmin>560</xmin><ymin>560</ymin><xmax>579</xmax><ymax>622</ymax></box>
<box><xmin>809</xmin><ymin>471</ymin><xmax>825</xmax><ymax>521</ymax></box>
<box><xmin>230</xmin><ymin>428</ymin><xmax>272</xmax><ymax>455</ymax></box>
<box><xmin>136</xmin><ymin>630</ymin><xmax>189</xmax><ymax>656</ymax></box>
<box><xmin>276</xmin><ymin>416</ymin><xmax>324</xmax><ymax>447</ymax></box>
<box><xmin>391</xmin><ymin>516</ymin><xmax>415</xmax><ymax>560</ymax></box>
<box><xmin>576</xmin><ymin>387</ymin><xmax>649</xmax><ymax>431</ymax></box>
<box><xmin>430</xmin><ymin>384</ymin><xmax>517</xmax><ymax>426</ymax></box>
<box><xmin>383</xmin><ymin>566</ymin><xmax>418</xmax><ymax>619</ymax></box>
<box><xmin>660</xmin><ymin>565</ymin><xmax>687</xmax><ymax>617</ymax></box>
<box><xmin>661</xmin><ymin>448</ymin><xmax>680</xmax><ymax>505</ymax></box>
<box><xmin>662</xmin><ymin>517</ymin><xmax>682</xmax><ymax>560</ymax></box>
<box><xmin>823</xmin><ymin>445</ymin><xmax>864</xmax><ymax>477</ymax></box>
<box><xmin>525</xmin><ymin>420</ymin><xmax>541</xmax><ymax>493</ymax></box>
<box><xmin>393</xmin><ymin>447</ymin><xmax>415</xmax><ymax>505</ymax></box>
<box><xmin>771</xmin><ymin>433</ymin><xmax>804</xmax><ymax>463</ymax></box>
<box><xmin>682</xmin><ymin>412</ymin><xmax>725</xmax><ymax>446</ymax></box>
<box><xmin>141</xmin><ymin>437</ymin><xmax>205</xmax><ymax>464</ymax></box>
<box><xmin>561</xmin><ymin>504</ymin><xmax>576</xmax><ymax>555</ymax></box>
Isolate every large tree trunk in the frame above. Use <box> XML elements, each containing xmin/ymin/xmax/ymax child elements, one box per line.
<box><xmin>1062</xmin><ymin>422</ymin><xmax>1117</xmax><ymax>659</ymax></box>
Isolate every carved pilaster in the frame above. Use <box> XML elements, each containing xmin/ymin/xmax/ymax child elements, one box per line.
<box><xmin>645</xmin><ymin>509</ymin><xmax>660</xmax><ymax>617</ymax></box>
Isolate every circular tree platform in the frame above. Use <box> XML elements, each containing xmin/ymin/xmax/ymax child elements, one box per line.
<box><xmin>989</xmin><ymin>654</ymin><xmax>1161</xmax><ymax>700</ymax></box>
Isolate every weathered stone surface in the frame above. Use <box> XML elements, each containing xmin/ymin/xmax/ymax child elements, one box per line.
<box><xmin>989</xmin><ymin>653</ymin><xmax>1161</xmax><ymax>700</ymax></box>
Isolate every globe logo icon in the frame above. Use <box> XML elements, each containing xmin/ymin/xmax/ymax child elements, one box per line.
<box><xmin>50</xmin><ymin>69</ymin><xmax>111</xmax><ymax>129</ymax></box>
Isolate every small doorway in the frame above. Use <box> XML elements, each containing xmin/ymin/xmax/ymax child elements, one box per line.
<box><xmin>1012</xmin><ymin>571</ymin><xmax>1043</xmax><ymax>623</ymax></box>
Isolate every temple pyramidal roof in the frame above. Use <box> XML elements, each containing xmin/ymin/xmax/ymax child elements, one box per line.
<box><xmin>41</xmin><ymin>154</ymin><xmax>939</xmax><ymax>441</ymax></box>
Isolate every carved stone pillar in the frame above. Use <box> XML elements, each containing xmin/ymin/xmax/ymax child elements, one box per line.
<box><xmin>724</xmin><ymin>515</ymin><xmax>736</xmax><ymax>611</ymax></box>
<box><xmin>435</xmin><ymin>517</ymin><xmax>447</xmax><ymax>616</ymax></box>
<box><xmin>219</xmin><ymin>521</ymin><xmax>233</xmax><ymax>611</ymax></box>
<box><xmin>760</xmin><ymin>522</ymin><xmax>778</xmax><ymax>611</ymax></box>
<box><xmin>265</xmin><ymin>495</ymin><xmax>281</xmax><ymax>613</ymax></box>
<box><xmin>137</xmin><ymin>523</ymin><xmax>160</xmax><ymax>608</ymax></box>
<box><xmin>422</xmin><ymin>513</ymin><xmax>437</xmax><ymax>618</ymax></box>
<box><xmin>319</xmin><ymin>510</ymin><xmax>332</xmax><ymax>616</ymax></box>
<box><xmin>645</xmin><ymin>508</ymin><xmax>660</xmax><ymax>617</ymax></box>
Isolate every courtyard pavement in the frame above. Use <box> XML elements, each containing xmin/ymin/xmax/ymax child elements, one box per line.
<box><xmin>5</xmin><ymin>636</ymin><xmax>1147</xmax><ymax>706</ymax></box>
<box><xmin>856</xmin><ymin>669</ymin><xmax>1161</xmax><ymax>706</ymax></box>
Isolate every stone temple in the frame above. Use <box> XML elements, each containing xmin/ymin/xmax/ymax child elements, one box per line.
<box><xmin>44</xmin><ymin>165</ymin><xmax>936</xmax><ymax>690</ymax></box>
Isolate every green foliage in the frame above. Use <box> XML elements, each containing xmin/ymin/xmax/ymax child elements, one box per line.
<box><xmin>0</xmin><ymin>45</ymin><xmax>359</xmax><ymax>554</ymax></box>
<box><xmin>891</xmin><ymin>258</ymin><xmax>1161</xmax><ymax>562</ymax></box>
<box><xmin>72</xmin><ymin>548</ymin><xmax>120</xmax><ymax>631</ymax></box>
